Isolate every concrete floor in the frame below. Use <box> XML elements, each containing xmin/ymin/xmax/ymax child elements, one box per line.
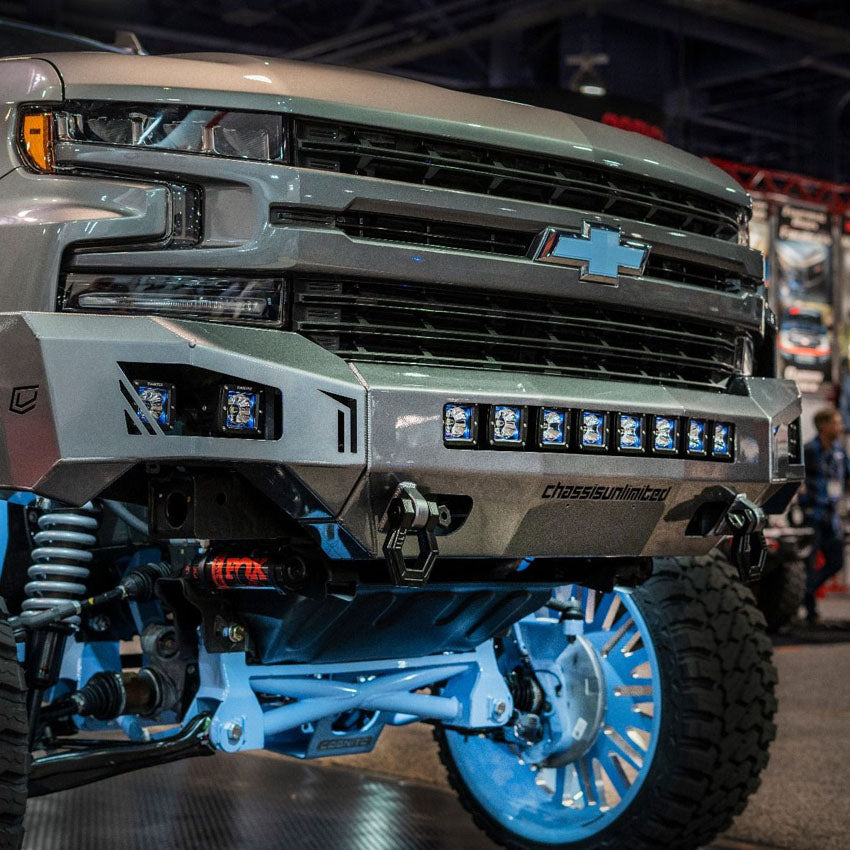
<box><xmin>23</xmin><ymin>594</ymin><xmax>850</xmax><ymax>850</ymax></box>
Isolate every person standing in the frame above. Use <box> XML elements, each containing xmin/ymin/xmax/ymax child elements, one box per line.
<box><xmin>799</xmin><ymin>407</ymin><xmax>850</xmax><ymax>623</ymax></box>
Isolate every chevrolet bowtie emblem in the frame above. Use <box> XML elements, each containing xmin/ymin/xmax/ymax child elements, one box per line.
<box><xmin>531</xmin><ymin>223</ymin><xmax>650</xmax><ymax>284</ymax></box>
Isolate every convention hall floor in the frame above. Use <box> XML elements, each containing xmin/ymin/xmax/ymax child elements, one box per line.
<box><xmin>22</xmin><ymin>595</ymin><xmax>850</xmax><ymax>850</ymax></box>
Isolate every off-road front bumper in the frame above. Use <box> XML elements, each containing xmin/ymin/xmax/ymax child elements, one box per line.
<box><xmin>0</xmin><ymin>313</ymin><xmax>802</xmax><ymax>559</ymax></box>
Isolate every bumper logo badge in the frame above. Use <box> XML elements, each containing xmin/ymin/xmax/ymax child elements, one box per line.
<box><xmin>532</xmin><ymin>223</ymin><xmax>649</xmax><ymax>284</ymax></box>
<box><xmin>9</xmin><ymin>385</ymin><xmax>38</xmax><ymax>415</ymax></box>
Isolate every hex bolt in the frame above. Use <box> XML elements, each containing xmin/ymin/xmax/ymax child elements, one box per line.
<box><xmin>224</xmin><ymin>720</ymin><xmax>243</xmax><ymax>745</ymax></box>
<box><xmin>491</xmin><ymin>699</ymin><xmax>508</xmax><ymax>721</ymax></box>
<box><xmin>221</xmin><ymin>623</ymin><xmax>246</xmax><ymax>644</ymax></box>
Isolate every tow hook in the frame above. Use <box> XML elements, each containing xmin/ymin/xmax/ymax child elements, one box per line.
<box><xmin>714</xmin><ymin>493</ymin><xmax>767</xmax><ymax>583</ymax></box>
<box><xmin>379</xmin><ymin>482</ymin><xmax>444</xmax><ymax>586</ymax></box>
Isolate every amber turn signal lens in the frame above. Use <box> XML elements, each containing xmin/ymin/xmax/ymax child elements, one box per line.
<box><xmin>21</xmin><ymin>112</ymin><xmax>54</xmax><ymax>172</ymax></box>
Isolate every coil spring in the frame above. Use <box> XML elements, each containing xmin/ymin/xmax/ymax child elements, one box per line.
<box><xmin>22</xmin><ymin>501</ymin><xmax>99</xmax><ymax>626</ymax></box>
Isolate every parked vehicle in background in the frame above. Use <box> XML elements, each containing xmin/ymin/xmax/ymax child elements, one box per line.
<box><xmin>778</xmin><ymin>306</ymin><xmax>832</xmax><ymax>374</ymax></box>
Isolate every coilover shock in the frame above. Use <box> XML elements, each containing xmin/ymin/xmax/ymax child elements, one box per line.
<box><xmin>21</xmin><ymin>500</ymin><xmax>99</xmax><ymax>741</ymax></box>
<box><xmin>22</xmin><ymin>500</ymin><xmax>99</xmax><ymax>626</ymax></box>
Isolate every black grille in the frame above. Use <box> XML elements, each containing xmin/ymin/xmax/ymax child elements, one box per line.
<box><xmin>292</xmin><ymin>275</ymin><xmax>744</xmax><ymax>391</ymax></box>
<box><xmin>272</xmin><ymin>207</ymin><xmax>760</xmax><ymax>293</ymax></box>
<box><xmin>293</xmin><ymin>119</ymin><xmax>744</xmax><ymax>242</ymax></box>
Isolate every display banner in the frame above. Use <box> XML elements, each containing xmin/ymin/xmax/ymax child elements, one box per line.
<box><xmin>775</xmin><ymin>203</ymin><xmax>834</xmax><ymax>392</ymax></box>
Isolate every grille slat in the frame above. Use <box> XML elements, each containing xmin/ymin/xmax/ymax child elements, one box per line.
<box><xmin>294</xmin><ymin>119</ymin><xmax>744</xmax><ymax>242</ymax></box>
<box><xmin>293</xmin><ymin>276</ymin><xmax>742</xmax><ymax>392</ymax></box>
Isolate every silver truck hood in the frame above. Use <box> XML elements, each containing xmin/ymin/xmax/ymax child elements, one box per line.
<box><xmin>34</xmin><ymin>51</ymin><xmax>748</xmax><ymax>208</ymax></box>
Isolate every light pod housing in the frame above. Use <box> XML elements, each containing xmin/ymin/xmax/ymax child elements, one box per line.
<box><xmin>579</xmin><ymin>410</ymin><xmax>609</xmax><ymax>451</ymax></box>
<box><xmin>488</xmin><ymin>405</ymin><xmax>527</xmax><ymax>449</ymax></box>
<box><xmin>132</xmin><ymin>380</ymin><xmax>175</xmax><ymax>429</ymax></box>
<box><xmin>220</xmin><ymin>385</ymin><xmax>262</xmax><ymax>435</ymax></box>
<box><xmin>443</xmin><ymin>403</ymin><xmax>478</xmax><ymax>447</ymax></box>
<box><xmin>617</xmin><ymin>413</ymin><xmax>645</xmax><ymax>453</ymax></box>
<box><xmin>652</xmin><ymin>416</ymin><xmax>679</xmax><ymax>454</ymax></box>
<box><xmin>537</xmin><ymin>408</ymin><xmax>569</xmax><ymax>449</ymax></box>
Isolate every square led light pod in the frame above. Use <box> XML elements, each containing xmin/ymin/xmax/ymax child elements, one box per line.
<box><xmin>579</xmin><ymin>410</ymin><xmax>609</xmax><ymax>451</ymax></box>
<box><xmin>443</xmin><ymin>403</ymin><xmax>478</xmax><ymax>447</ymax></box>
<box><xmin>712</xmin><ymin>422</ymin><xmax>734</xmax><ymax>460</ymax></box>
<box><xmin>537</xmin><ymin>407</ymin><xmax>569</xmax><ymax>449</ymax></box>
<box><xmin>617</xmin><ymin>413</ymin><xmax>645</xmax><ymax>453</ymax></box>
<box><xmin>686</xmin><ymin>418</ymin><xmax>708</xmax><ymax>456</ymax></box>
<box><xmin>488</xmin><ymin>404</ymin><xmax>527</xmax><ymax>448</ymax></box>
<box><xmin>652</xmin><ymin>415</ymin><xmax>679</xmax><ymax>454</ymax></box>
<box><xmin>220</xmin><ymin>384</ymin><xmax>262</xmax><ymax>435</ymax></box>
<box><xmin>132</xmin><ymin>380</ymin><xmax>174</xmax><ymax>429</ymax></box>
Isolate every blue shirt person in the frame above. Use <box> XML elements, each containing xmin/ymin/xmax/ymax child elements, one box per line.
<box><xmin>799</xmin><ymin>407</ymin><xmax>850</xmax><ymax>622</ymax></box>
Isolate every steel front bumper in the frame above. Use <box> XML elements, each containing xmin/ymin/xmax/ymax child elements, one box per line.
<box><xmin>0</xmin><ymin>313</ymin><xmax>802</xmax><ymax>558</ymax></box>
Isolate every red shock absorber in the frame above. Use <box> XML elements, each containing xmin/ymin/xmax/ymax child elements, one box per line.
<box><xmin>183</xmin><ymin>552</ymin><xmax>309</xmax><ymax>591</ymax></box>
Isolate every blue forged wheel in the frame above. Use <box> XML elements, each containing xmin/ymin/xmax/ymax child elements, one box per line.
<box><xmin>436</xmin><ymin>554</ymin><xmax>778</xmax><ymax>850</ymax></box>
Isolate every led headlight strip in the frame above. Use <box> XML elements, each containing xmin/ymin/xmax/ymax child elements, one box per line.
<box><xmin>443</xmin><ymin>403</ymin><xmax>734</xmax><ymax>461</ymax></box>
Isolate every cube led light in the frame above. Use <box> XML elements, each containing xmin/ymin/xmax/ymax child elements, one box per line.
<box><xmin>538</xmin><ymin>408</ymin><xmax>569</xmax><ymax>449</ymax></box>
<box><xmin>713</xmin><ymin>422</ymin><xmax>733</xmax><ymax>459</ymax></box>
<box><xmin>686</xmin><ymin>419</ymin><xmax>708</xmax><ymax>456</ymax></box>
<box><xmin>444</xmin><ymin>403</ymin><xmax>478</xmax><ymax>446</ymax></box>
<box><xmin>580</xmin><ymin>410</ymin><xmax>608</xmax><ymax>450</ymax></box>
<box><xmin>617</xmin><ymin>413</ymin><xmax>644</xmax><ymax>452</ymax></box>
<box><xmin>489</xmin><ymin>404</ymin><xmax>527</xmax><ymax>448</ymax></box>
<box><xmin>653</xmin><ymin>415</ymin><xmax>678</xmax><ymax>454</ymax></box>
<box><xmin>220</xmin><ymin>384</ymin><xmax>262</xmax><ymax>434</ymax></box>
<box><xmin>133</xmin><ymin>381</ymin><xmax>174</xmax><ymax>428</ymax></box>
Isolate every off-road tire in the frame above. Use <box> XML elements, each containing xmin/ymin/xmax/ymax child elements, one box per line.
<box><xmin>435</xmin><ymin>552</ymin><xmax>777</xmax><ymax>850</ymax></box>
<box><xmin>0</xmin><ymin>606</ymin><xmax>27</xmax><ymax>850</ymax></box>
<box><xmin>757</xmin><ymin>559</ymin><xmax>806</xmax><ymax>632</ymax></box>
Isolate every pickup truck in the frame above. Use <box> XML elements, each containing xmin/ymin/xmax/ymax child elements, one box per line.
<box><xmin>0</xmin><ymin>48</ymin><xmax>801</xmax><ymax>850</ymax></box>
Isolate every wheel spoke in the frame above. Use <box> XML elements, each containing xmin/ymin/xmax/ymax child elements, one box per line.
<box><xmin>576</xmin><ymin>757</ymin><xmax>597</xmax><ymax>808</ymax></box>
<box><xmin>602</xmin><ymin>725</ymin><xmax>644</xmax><ymax>770</ymax></box>
<box><xmin>601</xmin><ymin>616</ymin><xmax>636</xmax><ymax>657</ymax></box>
<box><xmin>604</xmin><ymin>752</ymin><xmax>632</xmax><ymax>798</ymax></box>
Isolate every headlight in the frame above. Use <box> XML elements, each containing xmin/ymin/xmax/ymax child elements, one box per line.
<box><xmin>60</xmin><ymin>272</ymin><xmax>285</xmax><ymax>325</ymax></box>
<box><xmin>20</xmin><ymin>102</ymin><xmax>286</xmax><ymax>172</ymax></box>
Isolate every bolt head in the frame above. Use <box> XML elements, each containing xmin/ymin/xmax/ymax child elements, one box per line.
<box><xmin>222</xmin><ymin>623</ymin><xmax>246</xmax><ymax>644</ymax></box>
<box><xmin>491</xmin><ymin>699</ymin><xmax>508</xmax><ymax>720</ymax></box>
<box><xmin>225</xmin><ymin>721</ymin><xmax>243</xmax><ymax>744</ymax></box>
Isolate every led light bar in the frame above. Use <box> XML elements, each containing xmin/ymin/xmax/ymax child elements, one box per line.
<box><xmin>133</xmin><ymin>380</ymin><xmax>174</xmax><ymax>429</ymax></box>
<box><xmin>652</xmin><ymin>416</ymin><xmax>678</xmax><ymax>454</ymax></box>
<box><xmin>444</xmin><ymin>403</ymin><xmax>478</xmax><ymax>446</ymax></box>
<box><xmin>220</xmin><ymin>385</ymin><xmax>262</xmax><ymax>435</ymax></box>
<box><xmin>439</xmin><ymin>402</ymin><xmax>737</xmax><ymax>462</ymax></box>
<box><xmin>579</xmin><ymin>410</ymin><xmax>609</xmax><ymax>451</ymax></box>
<box><xmin>538</xmin><ymin>408</ymin><xmax>569</xmax><ymax>449</ymax></box>
<box><xmin>686</xmin><ymin>419</ymin><xmax>708</xmax><ymax>456</ymax></box>
<box><xmin>488</xmin><ymin>405</ymin><xmax>527</xmax><ymax>448</ymax></box>
<box><xmin>617</xmin><ymin>413</ymin><xmax>645</xmax><ymax>453</ymax></box>
<box><xmin>712</xmin><ymin>422</ymin><xmax>734</xmax><ymax>459</ymax></box>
